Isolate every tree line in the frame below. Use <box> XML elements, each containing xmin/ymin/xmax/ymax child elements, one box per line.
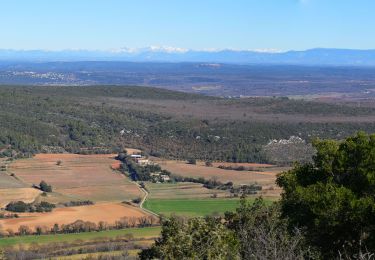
<box><xmin>0</xmin><ymin>215</ymin><xmax>158</xmax><ymax>237</ymax></box>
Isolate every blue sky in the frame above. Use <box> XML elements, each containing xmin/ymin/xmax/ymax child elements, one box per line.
<box><xmin>0</xmin><ymin>0</ymin><xmax>374</xmax><ymax>51</ymax></box>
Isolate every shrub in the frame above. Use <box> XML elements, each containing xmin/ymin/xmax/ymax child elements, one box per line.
<box><xmin>39</xmin><ymin>180</ymin><xmax>52</xmax><ymax>192</ymax></box>
<box><xmin>205</xmin><ymin>161</ymin><xmax>213</xmax><ymax>167</ymax></box>
<box><xmin>132</xmin><ymin>197</ymin><xmax>142</xmax><ymax>204</ymax></box>
<box><xmin>62</xmin><ymin>200</ymin><xmax>94</xmax><ymax>207</ymax></box>
<box><xmin>5</xmin><ymin>201</ymin><xmax>28</xmax><ymax>212</ymax></box>
<box><xmin>5</xmin><ymin>201</ymin><xmax>55</xmax><ymax>213</ymax></box>
<box><xmin>277</xmin><ymin>132</ymin><xmax>375</xmax><ymax>257</ymax></box>
<box><xmin>187</xmin><ymin>158</ymin><xmax>196</xmax><ymax>165</ymax></box>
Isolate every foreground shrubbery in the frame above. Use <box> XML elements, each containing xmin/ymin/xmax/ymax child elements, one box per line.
<box><xmin>140</xmin><ymin>132</ymin><xmax>375</xmax><ymax>259</ymax></box>
<box><xmin>277</xmin><ymin>132</ymin><xmax>375</xmax><ymax>258</ymax></box>
<box><xmin>140</xmin><ymin>215</ymin><xmax>239</xmax><ymax>259</ymax></box>
<box><xmin>140</xmin><ymin>199</ymin><xmax>317</xmax><ymax>260</ymax></box>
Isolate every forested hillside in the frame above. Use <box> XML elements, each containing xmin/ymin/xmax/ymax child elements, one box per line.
<box><xmin>1</xmin><ymin>85</ymin><xmax>375</xmax><ymax>164</ymax></box>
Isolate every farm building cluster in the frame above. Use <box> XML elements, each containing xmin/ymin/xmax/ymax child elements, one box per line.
<box><xmin>128</xmin><ymin>154</ymin><xmax>171</xmax><ymax>183</ymax></box>
<box><xmin>130</xmin><ymin>154</ymin><xmax>151</xmax><ymax>166</ymax></box>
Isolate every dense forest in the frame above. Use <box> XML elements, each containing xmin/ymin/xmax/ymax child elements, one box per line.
<box><xmin>1</xmin><ymin>85</ymin><xmax>375</xmax><ymax>164</ymax></box>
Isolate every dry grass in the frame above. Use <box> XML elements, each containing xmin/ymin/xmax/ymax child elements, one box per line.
<box><xmin>8</xmin><ymin>154</ymin><xmax>142</xmax><ymax>203</ymax></box>
<box><xmin>0</xmin><ymin>188</ymin><xmax>41</xmax><ymax>208</ymax></box>
<box><xmin>0</xmin><ymin>173</ymin><xmax>27</xmax><ymax>189</ymax></box>
<box><xmin>57</xmin><ymin>185</ymin><xmax>141</xmax><ymax>202</ymax></box>
<box><xmin>155</xmin><ymin>159</ymin><xmax>281</xmax><ymax>186</ymax></box>
<box><xmin>0</xmin><ymin>202</ymin><xmax>149</xmax><ymax>232</ymax></box>
<box><xmin>153</xmin><ymin>159</ymin><xmax>284</xmax><ymax>198</ymax></box>
<box><xmin>0</xmin><ymin>153</ymin><xmax>153</xmax><ymax>233</ymax></box>
<box><xmin>0</xmin><ymin>158</ymin><xmax>27</xmax><ymax>189</ymax></box>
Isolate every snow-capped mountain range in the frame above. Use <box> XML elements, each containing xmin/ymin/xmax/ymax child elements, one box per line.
<box><xmin>1</xmin><ymin>47</ymin><xmax>375</xmax><ymax>66</ymax></box>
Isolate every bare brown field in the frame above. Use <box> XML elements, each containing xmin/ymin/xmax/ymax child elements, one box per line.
<box><xmin>0</xmin><ymin>188</ymin><xmax>41</xmax><ymax>208</ymax></box>
<box><xmin>154</xmin><ymin>159</ymin><xmax>282</xmax><ymax>187</ymax></box>
<box><xmin>146</xmin><ymin>182</ymin><xmax>230</xmax><ymax>199</ymax></box>
<box><xmin>0</xmin><ymin>203</ymin><xmax>148</xmax><ymax>232</ymax></box>
<box><xmin>0</xmin><ymin>158</ymin><xmax>27</xmax><ymax>189</ymax></box>
<box><xmin>0</xmin><ymin>173</ymin><xmax>27</xmax><ymax>189</ymax></box>
<box><xmin>57</xmin><ymin>185</ymin><xmax>141</xmax><ymax>202</ymax></box>
<box><xmin>111</xmin><ymin>161</ymin><xmax>121</xmax><ymax>170</ymax></box>
<box><xmin>8</xmin><ymin>154</ymin><xmax>142</xmax><ymax>203</ymax></box>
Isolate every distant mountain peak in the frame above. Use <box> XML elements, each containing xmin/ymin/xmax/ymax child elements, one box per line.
<box><xmin>1</xmin><ymin>47</ymin><xmax>375</xmax><ymax>66</ymax></box>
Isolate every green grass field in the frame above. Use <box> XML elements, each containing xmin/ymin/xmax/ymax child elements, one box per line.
<box><xmin>144</xmin><ymin>198</ymin><xmax>246</xmax><ymax>217</ymax></box>
<box><xmin>0</xmin><ymin>227</ymin><xmax>161</xmax><ymax>248</ymax></box>
<box><xmin>146</xmin><ymin>182</ymin><xmax>230</xmax><ymax>199</ymax></box>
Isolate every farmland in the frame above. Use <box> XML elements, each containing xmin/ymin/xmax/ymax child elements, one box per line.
<box><xmin>0</xmin><ymin>172</ymin><xmax>26</xmax><ymax>189</ymax></box>
<box><xmin>143</xmin><ymin>182</ymin><xmax>276</xmax><ymax>216</ymax></box>
<box><xmin>145</xmin><ymin>182</ymin><xmax>230</xmax><ymax>199</ymax></box>
<box><xmin>1</xmin><ymin>151</ymin><xmax>280</xmax><ymax>233</ymax></box>
<box><xmin>0</xmin><ymin>151</ymin><xmax>281</xmax><ymax>233</ymax></box>
<box><xmin>141</xmin><ymin>161</ymin><xmax>281</xmax><ymax>217</ymax></box>
<box><xmin>143</xmin><ymin>199</ymin><xmax>242</xmax><ymax>217</ymax></box>
<box><xmin>154</xmin><ymin>159</ymin><xmax>283</xmax><ymax>192</ymax></box>
<box><xmin>0</xmin><ymin>153</ymin><xmax>150</xmax><ymax>233</ymax></box>
<box><xmin>8</xmin><ymin>154</ymin><xmax>142</xmax><ymax>203</ymax></box>
<box><xmin>0</xmin><ymin>202</ymin><xmax>148</xmax><ymax>232</ymax></box>
<box><xmin>0</xmin><ymin>227</ymin><xmax>161</xmax><ymax>259</ymax></box>
<box><xmin>143</xmin><ymin>198</ymin><xmax>275</xmax><ymax>217</ymax></box>
<box><xmin>0</xmin><ymin>188</ymin><xmax>41</xmax><ymax>208</ymax></box>
<box><xmin>0</xmin><ymin>227</ymin><xmax>161</xmax><ymax>248</ymax></box>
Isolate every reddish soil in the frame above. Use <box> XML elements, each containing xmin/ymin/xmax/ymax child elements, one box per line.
<box><xmin>0</xmin><ymin>202</ymin><xmax>149</xmax><ymax>232</ymax></box>
<box><xmin>154</xmin><ymin>159</ymin><xmax>281</xmax><ymax>186</ymax></box>
<box><xmin>8</xmin><ymin>154</ymin><xmax>142</xmax><ymax>202</ymax></box>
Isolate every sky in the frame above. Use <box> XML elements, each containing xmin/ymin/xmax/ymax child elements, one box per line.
<box><xmin>0</xmin><ymin>0</ymin><xmax>375</xmax><ymax>51</ymax></box>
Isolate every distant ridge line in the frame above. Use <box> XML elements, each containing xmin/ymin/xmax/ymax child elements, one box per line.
<box><xmin>2</xmin><ymin>48</ymin><xmax>375</xmax><ymax>66</ymax></box>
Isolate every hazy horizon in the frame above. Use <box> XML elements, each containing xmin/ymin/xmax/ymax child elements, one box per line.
<box><xmin>1</xmin><ymin>0</ymin><xmax>375</xmax><ymax>51</ymax></box>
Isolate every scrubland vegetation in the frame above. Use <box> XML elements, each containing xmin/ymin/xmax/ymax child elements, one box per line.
<box><xmin>1</xmin><ymin>85</ymin><xmax>375</xmax><ymax>164</ymax></box>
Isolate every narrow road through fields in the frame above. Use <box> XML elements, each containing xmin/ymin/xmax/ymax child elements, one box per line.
<box><xmin>134</xmin><ymin>181</ymin><xmax>159</xmax><ymax>217</ymax></box>
<box><xmin>114</xmin><ymin>157</ymin><xmax>159</xmax><ymax>217</ymax></box>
